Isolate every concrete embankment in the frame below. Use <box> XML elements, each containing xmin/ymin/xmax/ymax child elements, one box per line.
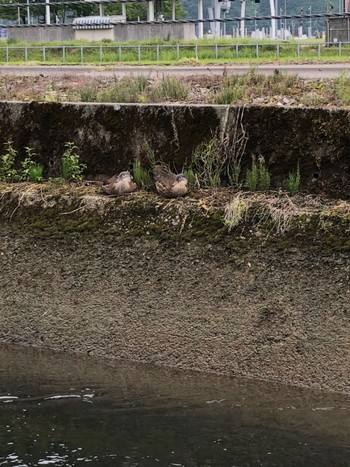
<box><xmin>0</xmin><ymin>185</ymin><xmax>349</xmax><ymax>393</ymax></box>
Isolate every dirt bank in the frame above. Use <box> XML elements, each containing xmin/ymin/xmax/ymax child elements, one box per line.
<box><xmin>0</xmin><ymin>184</ymin><xmax>349</xmax><ymax>393</ymax></box>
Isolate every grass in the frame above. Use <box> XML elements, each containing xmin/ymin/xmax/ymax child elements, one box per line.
<box><xmin>1</xmin><ymin>38</ymin><xmax>350</xmax><ymax>65</ymax></box>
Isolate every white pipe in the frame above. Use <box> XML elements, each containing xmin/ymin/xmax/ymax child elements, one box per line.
<box><xmin>45</xmin><ymin>0</ymin><xmax>50</xmax><ymax>25</ymax></box>
<box><xmin>269</xmin><ymin>0</ymin><xmax>276</xmax><ymax>39</ymax></box>
<box><xmin>172</xmin><ymin>0</ymin><xmax>176</xmax><ymax>21</ymax></box>
<box><xmin>26</xmin><ymin>0</ymin><xmax>30</xmax><ymax>25</ymax></box>
<box><xmin>214</xmin><ymin>0</ymin><xmax>221</xmax><ymax>38</ymax></box>
<box><xmin>198</xmin><ymin>0</ymin><xmax>203</xmax><ymax>38</ymax></box>
<box><xmin>147</xmin><ymin>1</ymin><xmax>155</xmax><ymax>21</ymax></box>
<box><xmin>240</xmin><ymin>0</ymin><xmax>245</xmax><ymax>38</ymax></box>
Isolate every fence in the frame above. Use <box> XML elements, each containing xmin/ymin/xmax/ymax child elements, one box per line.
<box><xmin>0</xmin><ymin>42</ymin><xmax>348</xmax><ymax>64</ymax></box>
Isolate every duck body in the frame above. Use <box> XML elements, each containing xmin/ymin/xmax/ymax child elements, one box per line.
<box><xmin>102</xmin><ymin>171</ymin><xmax>137</xmax><ymax>196</ymax></box>
<box><xmin>154</xmin><ymin>165</ymin><xmax>188</xmax><ymax>198</ymax></box>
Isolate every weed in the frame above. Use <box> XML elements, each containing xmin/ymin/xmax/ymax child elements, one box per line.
<box><xmin>61</xmin><ymin>142</ymin><xmax>86</xmax><ymax>181</ymax></box>
<box><xmin>246</xmin><ymin>156</ymin><xmax>259</xmax><ymax>191</ymax></box>
<box><xmin>20</xmin><ymin>147</ymin><xmax>44</xmax><ymax>182</ymax></box>
<box><xmin>0</xmin><ymin>141</ymin><xmax>20</xmax><ymax>182</ymax></box>
<box><xmin>191</xmin><ymin>138</ymin><xmax>222</xmax><ymax>188</ymax></box>
<box><xmin>149</xmin><ymin>76</ymin><xmax>189</xmax><ymax>102</ymax></box>
<box><xmin>80</xmin><ymin>85</ymin><xmax>98</xmax><ymax>102</ymax></box>
<box><xmin>133</xmin><ymin>159</ymin><xmax>151</xmax><ymax>187</ymax></box>
<box><xmin>257</xmin><ymin>156</ymin><xmax>271</xmax><ymax>191</ymax></box>
<box><xmin>44</xmin><ymin>83</ymin><xmax>59</xmax><ymax>102</ymax></box>
<box><xmin>283</xmin><ymin>164</ymin><xmax>301</xmax><ymax>194</ymax></box>
<box><xmin>99</xmin><ymin>76</ymin><xmax>148</xmax><ymax>103</ymax></box>
<box><xmin>255</xmin><ymin>195</ymin><xmax>298</xmax><ymax>235</ymax></box>
<box><xmin>182</xmin><ymin>167</ymin><xmax>197</xmax><ymax>189</ymax></box>
<box><xmin>224</xmin><ymin>195</ymin><xmax>251</xmax><ymax>231</ymax></box>
<box><xmin>143</xmin><ymin>140</ymin><xmax>157</xmax><ymax>167</ymax></box>
<box><xmin>225</xmin><ymin>107</ymin><xmax>248</xmax><ymax>188</ymax></box>
<box><xmin>334</xmin><ymin>71</ymin><xmax>350</xmax><ymax>105</ymax></box>
<box><xmin>246</xmin><ymin>155</ymin><xmax>271</xmax><ymax>191</ymax></box>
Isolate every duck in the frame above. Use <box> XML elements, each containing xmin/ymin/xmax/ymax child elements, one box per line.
<box><xmin>154</xmin><ymin>165</ymin><xmax>188</xmax><ymax>198</ymax></box>
<box><xmin>102</xmin><ymin>171</ymin><xmax>137</xmax><ymax>195</ymax></box>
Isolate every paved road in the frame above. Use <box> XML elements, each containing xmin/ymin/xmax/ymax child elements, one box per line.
<box><xmin>0</xmin><ymin>64</ymin><xmax>349</xmax><ymax>79</ymax></box>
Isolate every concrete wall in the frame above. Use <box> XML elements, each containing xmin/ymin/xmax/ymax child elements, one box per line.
<box><xmin>6</xmin><ymin>23</ymin><xmax>195</xmax><ymax>43</ymax></box>
<box><xmin>75</xmin><ymin>28</ymin><xmax>115</xmax><ymax>42</ymax></box>
<box><xmin>112</xmin><ymin>23</ymin><xmax>196</xmax><ymax>41</ymax></box>
<box><xmin>0</xmin><ymin>102</ymin><xmax>349</xmax><ymax>199</ymax></box>
<box><xmin>8</xmin><ymin>25</ymin><xmax>74</xmax><ymax>42</ymax></box>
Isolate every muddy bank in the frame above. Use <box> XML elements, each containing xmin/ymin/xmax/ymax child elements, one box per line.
<box><xmin>0</xmin><ymin>185</ymin><xmax>349</xmax><ymax>393</ymax></box>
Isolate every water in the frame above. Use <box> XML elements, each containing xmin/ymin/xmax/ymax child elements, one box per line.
<box><xmin>0</xmin><ymin>345</ymin><xmax>349</xmax><ymax>467</ymax></box>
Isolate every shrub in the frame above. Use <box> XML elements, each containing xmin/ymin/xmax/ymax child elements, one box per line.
<box><xmin>61</xmin><ymin>142</ymin><xmax>86</xmax><ymax>181</ymax></box>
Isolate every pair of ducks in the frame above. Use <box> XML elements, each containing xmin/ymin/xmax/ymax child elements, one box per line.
<box><xmin>102</xmin><ymin>165</ymin><xmax>188</xmax><ymax>198</ymax></box>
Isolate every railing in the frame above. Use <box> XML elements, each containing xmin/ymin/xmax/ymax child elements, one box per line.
<box><xmin>0</xmin><ymin>42</ymin><xmax>348</xmax><ymax>64</ymax></box>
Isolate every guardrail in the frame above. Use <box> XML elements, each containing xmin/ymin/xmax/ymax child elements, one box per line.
<box><xmin>0</xmin><ymin>42</ymin><xmax>348</xmax><ymax>64</ymax></box>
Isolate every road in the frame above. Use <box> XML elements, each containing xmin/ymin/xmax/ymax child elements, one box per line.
<box><xmin>0</xmin><ymin>64</ymin><xmax>349</xmax><ymax>79</ymax></box>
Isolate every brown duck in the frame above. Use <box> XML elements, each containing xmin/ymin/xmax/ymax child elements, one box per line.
<box><xmin>154</xmin><ymin>165</ymin><xmax>188</xmax><ymax>198</ymax></box>
<box><xmin>102</xmin><ymin>171</ymin><xmax>137</xmax><ymax>195</ymax></box>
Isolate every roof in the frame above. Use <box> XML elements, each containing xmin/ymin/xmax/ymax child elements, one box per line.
<box><xmin>72</xmin><ymin>16</ymin><xmax>125</xmax><ymax>29</ymax></box>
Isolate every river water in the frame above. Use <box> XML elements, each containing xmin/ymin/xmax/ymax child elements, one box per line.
<box><xmin>0</xmin><ymin>345</ymin><xmax>349</xmax><ymax>467</ymax></box>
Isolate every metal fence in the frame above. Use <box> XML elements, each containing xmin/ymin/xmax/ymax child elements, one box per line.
<box><xmin>0</xmin><ymin>42</ymin><xmax>348</xmax><ymax>64</ymax></box>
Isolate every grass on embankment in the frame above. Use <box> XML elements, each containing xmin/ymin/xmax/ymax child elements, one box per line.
<box><xmin>1</xmin><ymin>38</ymin><xmax>349</xmax><ymax>65</ymax></box>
